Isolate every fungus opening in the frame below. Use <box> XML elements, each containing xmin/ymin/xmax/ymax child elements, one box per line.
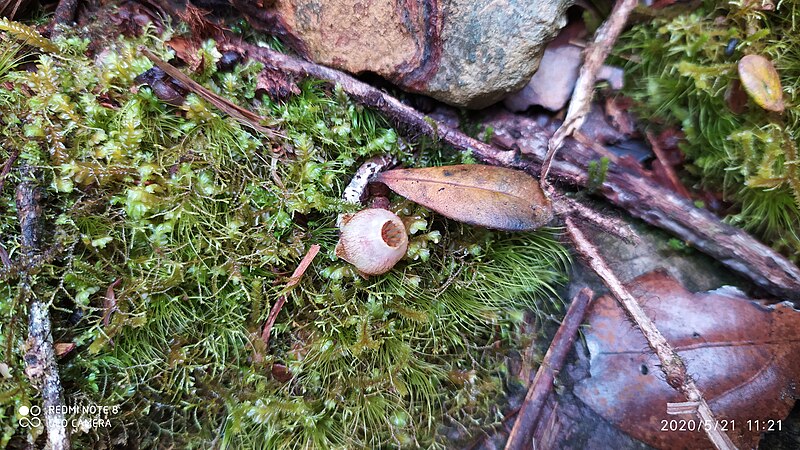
<box><xmin>381</xmin><ymin>220</ymin><xmax>405</xmax><ymax>247</ymax></box>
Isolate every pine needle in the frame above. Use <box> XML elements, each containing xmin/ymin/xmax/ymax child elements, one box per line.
<box><xmin>140</xmin><ymin>46</ymin><xmax>279</xmax><ymax>138</ymax></box>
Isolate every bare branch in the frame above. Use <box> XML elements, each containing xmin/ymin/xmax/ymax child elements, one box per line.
<box><xmin>505</xmin><ymin>288</ymin><xmax>594</xmax><ymax>450</ymax></box>
<box><xmin>541</xmin><ymin>0</ymin><xmax>638</xmax><ymax>183</ymax></box>
<box><xmin>16</xmin><ymin>166</ymin><xmax>69</xmax><ymax>450</ymax></box>
<box><xmin>564</xmin><ymin>217</ymin><xmax>736</xmax><ymax>450</ymax></box>
<box><xmin>646</xmin><ymin>130</ymin><xmax>691</xmax><ymax>199</ymax></box>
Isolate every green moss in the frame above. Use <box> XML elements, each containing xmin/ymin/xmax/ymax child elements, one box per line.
<box><xmin>0</xmin><ymin>21</ymin><xmax>568</xmax><ymax>449</ymax></box>
<box><xmin>615</xmin><ymin>0</ymin><xmax>800</xmax><ymax>260</ymax></box>
<box><xmin>587</xmin><ymin>157</ymin><xmax>609</xmax><ymax>193</ymax></box>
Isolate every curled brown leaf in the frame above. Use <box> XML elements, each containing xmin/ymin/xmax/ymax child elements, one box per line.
<box><xmin>376</xmin><ymin>164</ymin><xmax>552</xmax><ymax>231</ymax></box>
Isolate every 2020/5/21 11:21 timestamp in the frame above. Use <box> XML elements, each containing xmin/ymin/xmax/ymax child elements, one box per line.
<box><xmin>660</xmin><ymin>419</ymin><xmax>782</xmax><ymax>432</ymax></box>
<box><xmin>748</xmin><ymin>419</ymin><xmax>782</xmax><ymax>432</ymax></box>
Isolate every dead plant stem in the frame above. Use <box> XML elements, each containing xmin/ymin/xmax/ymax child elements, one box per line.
<box><xmin>646</xmin><ymin>130</ymin><xmax>691</xmax><ymax>199</ymax></box>
<box><xmin>262</xmin><ymin>244</ymin><xmax>321</xmax><ymax>348</ymax></box>
<box><xmin>540</xmin><ymin>0</ymin><xmax>638</xmax><ymax>183</ymax></box>
<box><xmin>505</xmin><ymin>288</ymin><xmax>594</xmax><ymax>450</ymax></box>
<box><xmin>140</xmin><ymin>47</ymin><xmax>278</xmax><ymax>138</ymax></box>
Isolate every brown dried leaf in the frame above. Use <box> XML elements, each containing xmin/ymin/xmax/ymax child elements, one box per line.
<box><xmin>725</xmin><ymin>78</ymin><xmax>748</xmax><ymax>114</ymax></box>
<box><xmin>575</xmin><ymin>271</ymin><xmax>800</xmax><ymax>449</ymax></box>
<box><xmin>166</xmin><ymin>36</ymin><xmax>202</xmax><ymax>72</ymax></box>
<box><xmin>54</xmin><ymin>342</ymin><xmax>75</xmax><ymax>357</ymax></box>
<box><xmin>256</xmin><ymin>68</ymin><xmax>300</xmax><ymax>102</ymax></box>
<box><xmin>375</xmin><ymin>165</ymin><xmax>552</xmax><ymax>231</ymax></box>
<box><xmin>738</xmin><ymin>54</ymin><xmax>785</xmax><ymax>113</ymax></box>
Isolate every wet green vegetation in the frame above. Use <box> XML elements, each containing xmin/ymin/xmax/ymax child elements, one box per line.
<box><xmin>0</xmin><ymin>20</ymin><xmax>568</xmax><ymax>448</ymax></box>
<box><xmin>615</xmin><ymin>0</ymin><xmax>800</xmax><ymax>260</ymax></box>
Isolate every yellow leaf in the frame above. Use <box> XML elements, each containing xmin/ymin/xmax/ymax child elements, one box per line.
<box><xmin>376</xmin><ymin>165</ymin><xmax>552</xmax><ymax>231</ymax></box>
<box><xmin>738</xmin><ymin>54</ymin><xmax>785</xmax><ymax>113</ymax></box>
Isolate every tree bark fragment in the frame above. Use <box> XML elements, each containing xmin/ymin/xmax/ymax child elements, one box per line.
<box><xmin>16</xmin><ymin>167</ymin><xmax>69</xmax><ymax>450</ymax></box>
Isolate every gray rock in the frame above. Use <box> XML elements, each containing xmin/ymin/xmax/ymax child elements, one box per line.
<box><xmin>504</xmin><ymin>43</ymin><xmax>624</xmax><ymax>112</ymax></box>
<box><xmin>423</xmin><ymin>0</ymin><xmax>571</xmax><ymax>108</ymax></box>
<box><xmin>264</xmin><ymin>0</ymin><xmax>572</xmax><ymax>108</ymax></box>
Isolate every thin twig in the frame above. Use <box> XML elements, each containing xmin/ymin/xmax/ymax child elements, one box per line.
<box><xmin>505</xmin><ymin>288</ymin><xmax>594</xmax><ymax>450</ymax></box>
<box><xmin>0</xmin><ymin>149</ymin><xmax>19</xmax><ymax>193</ymax></box>
<box><xmin>140</xmin><ymin>47</ymin><xmax>279</xmax><ymax>138</ymax></box>
<box><xmin>540</xmin><ymin>0</ymin><xmax>638</xmax><ymax>183</ymax></box>
<box><xmin>549</xmin><ymin>189</ymin><xmax>638</xmax><ymax>245</ymax></box>
<box><xmin>16</xmin><ymin>166</ymin><xmax>69</xmax><ymax>450</ymax></box>
<box><xmin>261</xmin><ymin>244</ymin><xmax>321</xmax><ymax>348</ymax></box>
<box><xmin>564</xmin><ymin>216</ymin><xmax>736</xmax><ymax>450</ymax></box>
<box><xmin>285</xmin><ymin>244</ymin><xmax>321</xmax><ymax>288</ymax></box>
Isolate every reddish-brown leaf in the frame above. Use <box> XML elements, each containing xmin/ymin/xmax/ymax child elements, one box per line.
<box><xmin>738</xmin><ymin>54</ymin><xmax>785</xmax><ymax>113</ymax></box>
<box><xmin>575</xmin><ymin>271</ymin><xmax>800</xmax><ymax>449</ymax></box>
<box><xmin>375</xmin><ymin>165</ymin><xmax>552</xmax><ymax>231</ymax></box>
<box><xmin>166</xmin><ymin>36</ymin><xmax>202</xmax><ymax>72</ymax></box>
<box><xmin>725</xmin><ymin>78</ymin><xmax>749</xmax><ymax>114</ymax></box>
<box><xmin>256</xmin><ymin>68</ymin><xmax>300</xmax><ymax>102</ymax></box>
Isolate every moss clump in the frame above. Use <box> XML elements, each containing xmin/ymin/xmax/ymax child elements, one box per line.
<box><xmin>615</xmin><ymin>0</ymin><xmax>800</xmax><ymax>259</ymax></box>
<box><xmin>0</xmin><ymin>21</ymin><xmax>568</xmax><ymax>449</ymax></box>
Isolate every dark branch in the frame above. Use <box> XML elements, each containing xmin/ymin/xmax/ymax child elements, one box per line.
<box><xmin>16</xmin><ymin>166</ymin><xmax>69</xmax><ymax>450</ymax></box>
<box><xmin>505</xmin><ymin>288</ymin><xmax>594</xmax><ymax>450</ymax></box>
